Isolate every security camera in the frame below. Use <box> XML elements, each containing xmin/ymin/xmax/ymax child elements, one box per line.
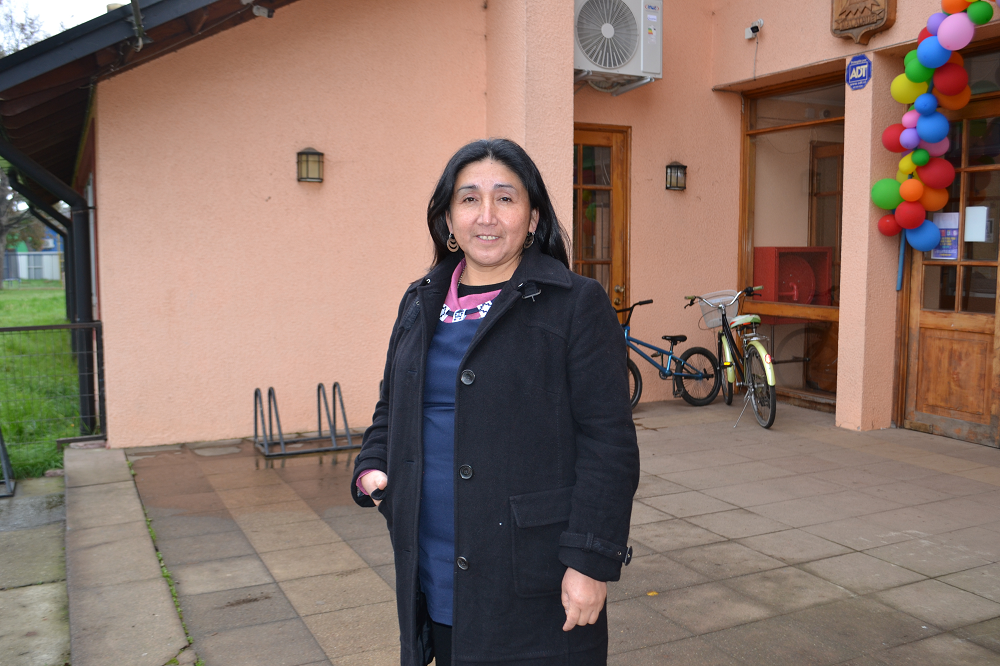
<box><xmin>745</xmin><ymin>19</ymin><xmax>763</xmax><ymax>39</ymax></box>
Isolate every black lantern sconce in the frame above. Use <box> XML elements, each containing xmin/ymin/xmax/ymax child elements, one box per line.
<box><xmin>297</xmin><ymin>148</ymin><xmax>324</xmax><ymax>182</ymax></box>
<box><xmin>665</xmin><ymin>162</ymin><xmax>687</xmax><ymax>191</ymax></box>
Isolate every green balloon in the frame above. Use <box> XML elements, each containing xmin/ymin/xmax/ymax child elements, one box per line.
<box><xmin>905</xmin><ymin>58</ymin><xmax>935</xmax><ymax>83</ymax></box>
<box><xmin>871</xmin><ymin>178</ymin><xmax>904</xmax><ymax>210</ymax></box>
<box><xmin>904</xmin><ymin>49</ymin><xmax>919</xmax><ymax>65</ymax></box>
<box><xmin>967</xmin><ymin>1</ymin><xmax>994</xmax><ymax>25</ymax></box>
<box><xmin>912</xmin><ymin>149</ymin><xmax>930</xmax><ymax>166</ymax></box>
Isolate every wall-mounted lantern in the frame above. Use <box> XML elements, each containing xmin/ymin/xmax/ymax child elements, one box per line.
<box><xmin>297</xmin><ymin>148</ymin><xmax>324</xmax><ymax>182</ymax></box>
<box><xmin>665</xmin><ymin>162</ymin><xmax>687</xmax><ymax>191</ymax></box>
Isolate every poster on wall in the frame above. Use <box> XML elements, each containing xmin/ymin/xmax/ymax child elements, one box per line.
<box><xmin>964</xmin><ymin>206</ymin><xmax>994</xmax><ymax>244</ymax></box>
<box><xmin>931</xmin><ymin>212</ymin><xmax>959</xmax><ymax>260</ymax></box>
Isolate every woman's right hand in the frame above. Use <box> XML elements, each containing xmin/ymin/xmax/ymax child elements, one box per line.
<box><xmin>361</xmin><ymin>471</ymin><xmax>388</xmax><ymax>506</ymax></box>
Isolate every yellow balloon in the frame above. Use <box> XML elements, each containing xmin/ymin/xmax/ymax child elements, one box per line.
<box><xmin>895</xmin><ymin>170</ymin><xmax>909</xmax><ymax>183</ymax></box>
<box><xmin>890</xmin><ymin>73</ymin><xmax>928</xmax><ymax>105</ymax></box>
<box><xmin>898</xmin><ymin>153</ymin><xmax>917</xmax><ymax>174</ymax></box>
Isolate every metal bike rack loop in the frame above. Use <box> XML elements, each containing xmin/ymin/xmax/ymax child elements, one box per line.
<box><xmin>253</xmin><ymin>383</ymin><xmax>358</xmax><ymax>459</ymax></box>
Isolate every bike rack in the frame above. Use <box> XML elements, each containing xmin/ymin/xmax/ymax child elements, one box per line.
<box><xmin>253</xmin><ymin>383</ymin><xmax>358</xmax><ymax>459</ymax></box>
<box><xmin>0</xmin><ymin>424</ymin><xmax>15</xmax><ymax>498</ymax></box>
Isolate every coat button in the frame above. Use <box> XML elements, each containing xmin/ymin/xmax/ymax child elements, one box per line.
<box><xmin>459</xmin><ymin>465</ymin><xmax>473</xmax><ymax>480</ymax></box>
<box><xmin>460</xmin><ymin>370</ymin><xmax>475</xmax><ymax>385</ymax></box>
<box><xmin>423</xmin><ymin>278</ymin><xmax>431</xmax><ymax>285</ymax></box>
<box><xmin>456</xmin><ymin>556</ymin><xmax>469</xmax><ymax>570</ymax></box>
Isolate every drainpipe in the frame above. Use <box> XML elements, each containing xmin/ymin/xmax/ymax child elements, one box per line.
<box><xmin>129</xmin><ymin>1</ymin><xmax>148</xmax><ymax>52</ymax></box>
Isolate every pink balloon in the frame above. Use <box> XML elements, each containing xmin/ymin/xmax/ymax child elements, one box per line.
<box><xmin>937</xmin><ymin>13</ymin><xmax>975</xmax><ymax>51</ymax></box>
<box><xmin>900</xmin><ymin>128</ymin><xmax>921</xmax><ymax>150</ymax></box>
<box><xmin>927</xmin><ymin>12</ymin><xmax>947</xmax><ymax>36</ymax></box>
<box><xmin>902</xmin><ymin>110</ymin><xmax>921</xmax><ymax>129</ymax></box>
<box><xmin>919</xmin><ymin>137</ymin><xmax>950</xmax><ymax>157</ymax></box>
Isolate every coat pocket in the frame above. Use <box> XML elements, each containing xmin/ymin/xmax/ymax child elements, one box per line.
<box><xmin>509</xmin><ymin>485</ymin><xmax>574</xmax><ymax>598</ymax></box>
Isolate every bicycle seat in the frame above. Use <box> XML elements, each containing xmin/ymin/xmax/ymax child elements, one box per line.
<box><xmin>730</xmin><ymin>314</ymin><xmax>761</xmax><ymax>328</ymax></box>
<box><xmin>661</xmin><ymin>335</ymin><xmax>687</xmax><ymax>343</ymax></box>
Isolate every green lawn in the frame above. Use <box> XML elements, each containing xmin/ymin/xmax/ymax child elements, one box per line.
<box><xmin>0</xmin><ymin>283</ymin><xmax>71</xmax><ymax>478</ymax></box>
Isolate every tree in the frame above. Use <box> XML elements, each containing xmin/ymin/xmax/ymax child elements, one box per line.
<box><xmin>0</xmin><ymin>1</ymin><xmax>47</xmax><ymax>288</ymax></box>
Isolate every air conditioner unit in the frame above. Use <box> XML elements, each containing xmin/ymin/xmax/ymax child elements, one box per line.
<box><xmin>574</xmin><ymin>0</ymin><xmax>662</xmax><ymax>95</ymax></box>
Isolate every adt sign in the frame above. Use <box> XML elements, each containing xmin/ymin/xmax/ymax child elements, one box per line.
<box><xmin>847</xmin><ymin>54</ymin><xmax>872</xmax><ymax>91</ymax></box>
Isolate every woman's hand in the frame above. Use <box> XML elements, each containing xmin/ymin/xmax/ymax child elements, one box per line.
<box><xmin>561</xmin><ymin>567</ymin><xmax>607</xmax><ymax>631</ymax></box>
<box><xmin>360</xmin><ymin>471</ymin><xmax>388</xmax><ymax>506</ymax></box>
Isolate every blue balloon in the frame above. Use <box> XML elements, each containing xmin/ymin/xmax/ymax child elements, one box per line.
<box><xmin>906</xmin><ymin>220</ymin><xmax>942</xmax><ymax>252</ymax></box>
<box><xmin>917</xmin><ymin>36</ymin><xmax>951</xmax><ymax>69</ymax></box>
<box><xmin>914</xmin><ymin>93</ymin><xmax>938</xmax><ymax>116</ymax></box>
<box><xmin>917</xmin><ymin>112</ymin><xmax>950</xmax><ymax>143</ymax></box>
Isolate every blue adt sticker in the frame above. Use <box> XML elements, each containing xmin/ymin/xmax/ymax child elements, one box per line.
<box><xmin>847</xmin><ymin>54</ymin><xmax>872</xmax><ymax>91</ymax></box>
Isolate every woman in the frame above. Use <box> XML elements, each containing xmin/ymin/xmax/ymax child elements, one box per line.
<box><xmin>351</xmin><ymin>139</ymin><xmax>639</xmax><ymax>666</ymax></box>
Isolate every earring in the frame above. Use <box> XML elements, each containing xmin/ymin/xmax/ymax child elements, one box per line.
<box><xmin>447</xmin><ymin>234</ymin><xmax>460</xmax><ymax>252</ymax></box>
<box><xmin>523</xmin><ymin>232</ymin><xmax>535</xmax><ymax>249</ymax></box>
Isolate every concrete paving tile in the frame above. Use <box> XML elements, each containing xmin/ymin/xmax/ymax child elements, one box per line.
<box><xmin>866</xmin><ymin>538</ymin><xmax>993</xmax><ymax>577</ymax></box>
<box><xmin>193</xmin><ymin>454</ymin><xmax>263</xmax><ymax>475</ymax></box>
<box><xmin>13</xmin><ymin>477</ymin><xmax>65</xmax><ymax>496</ymax></box>
<box><xmin>856</xmin><ymin>460</ymin><xmax>941</xmax><ymax>482</ymax></box>
<box><xmin>704</xmin><ymin>613</ymin><xmax>855</xmax><ymax>665</ymax></box>
<box><xmin>644</xmin><ymin>581</ymin><xmax>775</xmax><ymax>634</ymax></box>
<box><xmin>157</xmin><ymin>529</ymin><xmax>257</xmax><ymax>566</ymax></box>
<box><xmin>285</xmin><ymin>477</ymin><xmax>356</xmax><ymax>502</ymax></box>
<box><xmin>958</xmin><ymin>466</ymin><xmax>1000</xmax><ymax>487</ymax></box>
<box><xmin>876</xmin><ymin>580</ymin><xmax>1000</xmax><ymax>630</ymax></box>
<box><xmin>918</xmin><ymin>498</ymin><xmax>1000</xmax><ymax>529</ymax></box>
<box><xmin>280</xmin><ymin>568</ymin><xmax>394</xmax><ymax>616</ymax></box>
<box><xmin>702</xmin><ymin>475</ymin><xmax>844</xmax><ymax>507</ymax></box>
<box><xmin>69</xmin><ymin>576</ymin><xmax>186</xmax><ymax>666</ymax></box>
<box><xmin>0</xmin><ymin>522</ymin><xmax>65</xmax><ymax>589</ymax></box>
<box><xmin>172</xmin><ymin>555</ymin><xmax>274</xmax><ymax>596</ymax></box>
<box><xmin>931</xmin><ymin>526</ymin><xmax>1000</xmax><ymax>563</ymax></box>
<box><xmin>940</xmin><ymin>563</ymin><xmax>1000</xmax><ymax>603</ymax></box>
<box><xmin>328</xmin><ymin>648</ymin><xmax>396</xmax><ymax>666</ymax></box>
<box><xmin>322</xmin><ymin>507</ymin><xmax>389</xmax><ymax>540</ymax></box>
<box><xmin>205</xmin><ymin>468</ymin><xmax>286</xmax><ymax>491</ymax></box>
<box><xmin>809</xmin><ymin>468</ymin><xmax>899</xmax><ymax>490</ymax></box>
<box><xmin>628</xmin><ymin>519</ymin><xmax>727</xmax><ymax>553</ymax></box>
<box><xmin>723</xmin><ymin>566</ymin><xmax>852</xmax><ymax>613</ymax></box>
<box><xmin>768</xmin><ymin>454</ymin><xmax>845</xmax><ymax>474</ymax></box>
<box><xmin>66</xmin><ymin>520</ymin><xmax>161</xmax><ymax>588</ymax></box>
<box><xmin>954</xmin><ymin>617</ymin><xmax>1000</xmax><ymax>653</ymax></box>
<box><xmin>857</xmin><ymin>481</ymin><xmax>955</xmax><ymax>507</ymax></box>
<box><xmin>608</xmin><ymin>554</ymin><xmax>708</xmax><ymax>602</ymax></box>
<box><xmin>607</xmin><ymin>636</ymin><xmax>741</xmax><ymax>666</ymax></box>
<box><xmin>606</xmin><ymin>597</ymin><xmax>691</xmax><ymax>654</ymax></box>
<box><xmin>641</xmin><ymin>491</ymin><xmax>736</xmax><ymax>519</ymax></box>
<box><xmin>788</xmin><ymin>596</ymin><xmax>940</xmax><ymax>657</ymax></box>
<box><xmin>65</xmin><ymin>481</ymin><xmax>144</xmax><ymax>529</ymax></box>
<box><xmin>147</xmin><ymin>509</ymin><xmax>239</xmax><ymax>541</ymax></box>
<box><xmin>633</xmin><ymin>475</ymin><xmax>689</xmax><ymax>499</ymax></box>
<box><xmin>813</xmin><ymin>448</ymin><xmax>888</xmax><ymax>467</ymax></box>
<box><xmin>911</xmin><ymin>454</ymin><xmax>987</xmax><ymax>475</ymax></box>
<box><xmin>752</xmin><ymin>491</ymin><xmax>904</xmax><ymax>528</ymax></box>
<box><xmin>217</xmin><ymin>483</ymin><xmax>301</xmax><ymax>508</ymax></box>
<box><xmin>659</xmin><ymin>461</ymin><xmax>794</xmax><ymax>490</ymax></box>
<box><xmin>230</xmin><ymin>499</ymin><xmax>318</xmax><ymax>529</ymax></box>
<box><xmin>63</xmin><ymin>448</ymin><xmax>132</xmax><ymax>487</ymax></box>
<box><xmin>303</xmin><ymin>600</ymin><xmax>400</xmax><ymax>659</ymax></box>
<box><xmin>909</xmin><ymin>473</ymin><xmax>998</xmax><ymax>497</ymax></box>
<box><xmin>730</xmin><ymin>441</ymin><xmax>819</xmax><ymax>461</ymax></box>
<box><xmin>803</xmin><ymin>517</ymin><xmax>921</xmax><ymax>550</ymax></box>
<box><xmin>874</xmin><ymin>633</ymin><xmax>1000</xmax><ymax>665</ymax></box>
<box><xmin>195</xmin><ymin>618</ymin><xmax>329</xmax><ymax>666</ymax></box>
<box><xmin>667</xmin><ymin>542</ymin><xmax>784</xmax><ymax>580</ymax></box>
<box><xmin>629</xmin><ymin>500</ymin><xmax>673</xmax><ymax>525</ymax></box>
<box><xmin>345</xmin><ymin>534</ymin><xmax>394</xmax><ymax>568</ymax></box>
<box><xmin>372</xmin><ymin>563</ymin><xmax>395</xmax><ymax>590</ymax></box>
<box><xmin>800</xmin><ymin>552</ymin><xmax>927</xmax><ymax>594</ymax></box>
<box><xmin>738</xmin><ymin>528</ymin><xmax>851</xmax><ymax>565</ymax></box>
<box><xmin>180</xmin><ymin>583</ymin><xmax>297</xmax><ymax>638</ymax></box>
<box><xmin>133</xmin><ymin>467</ymin><xmax>213</xmax><ymax>497</ymax></box>
<box><xmin>143</xmin><ymin>490</ymin><xmax>228</xmax><ymax>518</ymax></box>
<box><xmin>0</xmin><ymin>582</ymin><xmax>70</xmax><ymax>666</ymax></box>
<box><xmin>686</xmin><ymin>508</ymin><xmax>791</xmax><ymax>539</ymax></box>
<box><xmin>243</xmin><ymin>518</ymin><xmax>342</xmax><ymax>554</ymax></box>
<box><xmin>259</xmin><ymin>542</ymin><xmax>368</xmax><ymax>581</ymax></box>
<box><xmin>968</xmin><ymin>490</ymin><xmax>1000</xmax><ymax>507</ymax></box>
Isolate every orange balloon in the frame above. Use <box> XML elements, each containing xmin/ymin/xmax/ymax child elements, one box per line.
<box><xmin>919</xmin><ymin>185</ymin><xmax>949</xmax><ymax>212</ymax></box>
<box><xmin>947</xmin><ymin>52</ymin><xmax>965</xmax><ymax>67</ymax></box>
<box><xmin>900</xmin><ymin>179</ymin><xmax>925</xmax><ymax>202</ymax></box>
<box><xmin>935</xmin><ymin>85</ymin><xmax>972</xmax><ymax>111</ymax></box>
<box><xmin>942</xmin><ymin>0</ymin><xmax>971</xmax><ymax>13</ymax></box>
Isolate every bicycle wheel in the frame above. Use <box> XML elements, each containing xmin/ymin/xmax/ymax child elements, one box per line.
<box><xmin>746</xmin><ymin>347</ymin><xmax>776</xmax><ymax>428</ymax></box>
<box><xmin>721</xmin><ymin>371</ymin><xmax>734</xmax><ymax>405</ymax></box>
<box><xmin>627</xmin><ymin>358</ymin><xmax>642</xmax><ymax>410</ymax></box>
<box><xmin>675</xmin><ymin>347</ymin><xmax>720</xmax><ymax>406</ymax></box>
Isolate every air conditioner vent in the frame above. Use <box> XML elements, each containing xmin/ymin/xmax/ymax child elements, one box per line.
<box><xmin>576</xmin><ymin>0</ymin><xmax>638</xmax><ymax>70</ymax></box>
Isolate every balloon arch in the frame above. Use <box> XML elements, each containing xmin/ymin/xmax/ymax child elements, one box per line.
<box><xmin>871</xmin><ymin>0</ymin><xmax>995</xmax><ymax>254</ymax></box>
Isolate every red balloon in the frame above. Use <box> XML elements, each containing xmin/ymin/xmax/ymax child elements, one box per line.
<box><xmin>933</xmin><ymin>63</ymin><xmax>969</xmax><ymax>96</ymax></box>
<box><xmin>916</xmin><ymin>158</ymin><xmax>957</xmax><ymax>189</ymax></box>
<box><xmin>895</xmin><ymin>201</ymin><xmax>927</xmax><ymax>229</ymax></box>
<box><xmin>918</xmin><ymin>27</ymin><xmax>932</xmax><ymax>44</ymax></box>
<box><xmin>881</xmin><ymin>124</ymin><xmax>907</xmax><ymax>152</ymax></box>
<box><xmin>878</xmin><ymin>214</ymin><xmax>902</xmax><ymax>237</ymax></box>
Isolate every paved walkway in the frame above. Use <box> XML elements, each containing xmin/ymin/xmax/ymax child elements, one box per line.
<box><xmin>116</xmin><ymin>401</ymin><xmax>1000</xmax><ymax>665</ymax></box>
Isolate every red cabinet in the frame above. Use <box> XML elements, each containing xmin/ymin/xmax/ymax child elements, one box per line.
<box><xmin>753</xmin><ymin>247</ymin><xmax>834</xmax><ymax>306</ymax></box>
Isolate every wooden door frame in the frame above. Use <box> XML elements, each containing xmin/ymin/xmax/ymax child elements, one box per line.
<box><xmin>573</xmin><ymin>123</ymin><xmax>631</xmax><ymax>308</ymax></box>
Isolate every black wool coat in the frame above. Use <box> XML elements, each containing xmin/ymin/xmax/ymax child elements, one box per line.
<box><xmin>351</xmin><ymin>245</ymin><xmax>640</xmax><ymax>666</ymax></box>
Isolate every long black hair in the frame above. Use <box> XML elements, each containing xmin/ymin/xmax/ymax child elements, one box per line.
<box><xmin>427</xmin><ymin>138</ymin><xmax>570</xmax><ymax>268</ymax></box>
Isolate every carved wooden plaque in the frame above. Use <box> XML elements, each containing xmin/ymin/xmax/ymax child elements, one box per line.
<box><xmin>831</xmin><ymin>0</ymin><xmax>896</xmax><ymax>44</ymax></box>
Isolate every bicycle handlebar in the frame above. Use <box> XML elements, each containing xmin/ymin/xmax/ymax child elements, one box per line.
<box><xmin>614</xmin><ymin>299</ymin><xmax>653</xmax><ymax>327</ymax></box>
<box><xmin>685</xmin><ymin>286</ymin><xmax>764</xmax><ymax>310</ymax></box>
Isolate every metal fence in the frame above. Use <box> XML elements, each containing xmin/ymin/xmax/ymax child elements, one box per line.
<box><xmin>0</xmin><ymin>323</ymin><xmax>106</xmax><ymax>450</ymax></box>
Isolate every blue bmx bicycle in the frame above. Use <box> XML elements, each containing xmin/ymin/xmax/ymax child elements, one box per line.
<box><xmin>616</xmin><ymin>299</ymin><xmax>720</xmax><ymax>410</ymax></box>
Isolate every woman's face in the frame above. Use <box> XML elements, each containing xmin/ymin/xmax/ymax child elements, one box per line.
<box><xmin>447</xmin><ymin>159</ymin><xmax>539</xmax><ymax>279</ymax></box>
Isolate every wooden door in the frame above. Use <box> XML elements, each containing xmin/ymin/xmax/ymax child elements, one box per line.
<box><xmin>903</xmin><ymin>107</ymin><xmax>1000</xmax><ymax>447</ymax></box>
<box><xmin>573</xmin><ymin>125</ymin><xmax>630</xmax><ymax>307</ymax></box>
